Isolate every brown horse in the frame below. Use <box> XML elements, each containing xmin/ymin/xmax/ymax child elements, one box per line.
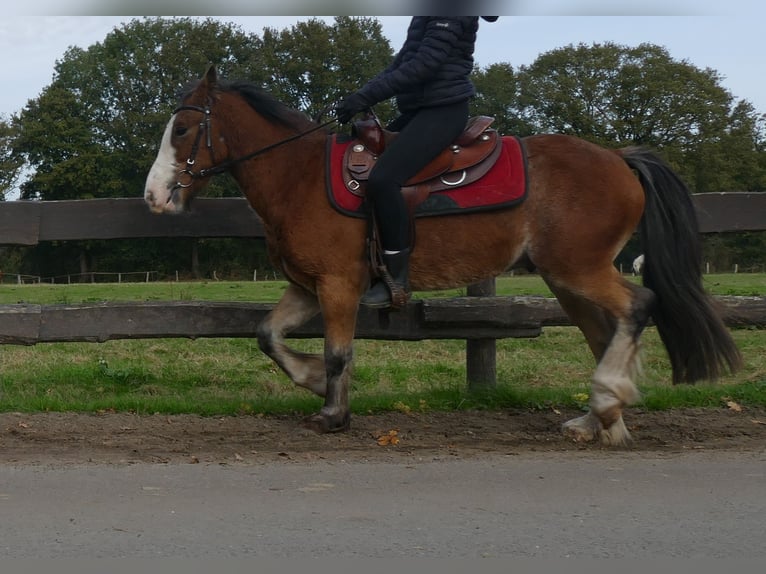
<box><xmin>144</xmin><ymin>66</ymin><xmax>741</xmax><ymax>445</ymax></box>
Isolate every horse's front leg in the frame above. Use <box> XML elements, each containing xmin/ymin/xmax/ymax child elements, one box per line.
<box><xmin>302</xmin><ymin>277</ymin><xmax>360</xmax><ymax>434</ymax></box>
<box><xmin>256</xmin><ymin>283</ymin><xmax>326</xmax><ymax>396</ymax></box>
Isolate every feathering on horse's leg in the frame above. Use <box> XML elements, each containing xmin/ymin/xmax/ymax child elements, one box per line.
<box><xmin>547</xmin><ymin>274</ymin><xmax>653</xmax><ymax>446</ymax></box>
<box><xmin>586</xmin><ymin>323</ymin><xmax>643</xmax><ymax>446</ymax></box>
<box><xmin>256</xmin><ymin>283</ymin><xmax>327</xmax><ymax>396</ymax></box>
<box><xmin>577</xmin><ymin>282</ymin><xmax>654</xmax><ymax>445</ymax></box>
<box><xmin>545</xmin><ymin>283</ymin><xmax>631</xmax><ymax>444</ymax></box>
<box><xmin>561</xmin><ymin>321</ymin><xmax>641</xmax><ymax>446</ymax></box>
<box><xmin>543</xmin><ymin>282</ymin><xmax>621</xmax><ymax>444</ymax></box>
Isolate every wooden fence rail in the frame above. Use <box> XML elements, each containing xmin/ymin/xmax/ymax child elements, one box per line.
<box><xmin>1</xmin><ymin>193</ymin><xmax>765</xmax><ymax>246</ymax></box>
<box><xmin>2</xmin><ymin>295</ymin><xmax>764</xmax><ymax>346</ymax></box>
<box><xmin>1</xmin><ymin>193</ymin><xmax>765</xmax><ymax>388</ymax></box>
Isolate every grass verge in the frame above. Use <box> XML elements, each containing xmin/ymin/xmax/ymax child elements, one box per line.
<box><xmin>1</xmin><ymin>276</ymin><xmax>764</xmax><ymax>415</ymax></box>
<box><xmin>1</xmin><ymin>329</ymin><xmax>763</xmax><ymax>416</ymax></box>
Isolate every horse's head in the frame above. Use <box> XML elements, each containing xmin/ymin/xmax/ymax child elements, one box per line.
<box><xmin>145</xmin><ymin>65</ymin><xmax>227</xmax><ymax>214</ymax></box>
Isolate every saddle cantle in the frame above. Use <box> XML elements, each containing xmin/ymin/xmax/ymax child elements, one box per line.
<box><xmin>343</xmin><ymin>115</ymin><xmax>502</xmax><ymax>204</ymax></box>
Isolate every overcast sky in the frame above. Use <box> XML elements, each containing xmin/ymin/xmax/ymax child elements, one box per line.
<box><xmin>1</xmin><ymin>9</ymin><xmax>764</xmax><ymax>120</ymax></box>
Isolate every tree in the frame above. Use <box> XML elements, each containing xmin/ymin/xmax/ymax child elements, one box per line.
<box><xmin>5</xmin><ymin>17</ymin><xmax>399</xmax><ymax>277</ymax></box>
<box><xmin>0</xmin><ymin>117</ymin><xmax>22</xmax><ymax>200</ymax></box>
<box><xmin>7</xmin><ymin>18</ymin><xmax>268</xmax><ymax>276</ymax></box>
<box><xmin>517</xmin><ymin>41</ymin><xmax>766</xmax><ymax>193</ymax></box>
<box><xmin>687</xmin><ymin>100</ymin><xmax>766</xmax><ymax>193</ymax></box>
<box><xmin>257</xmin><ymin>16</ymin><xmax>395</xmax><ymax>122</ymax></box>
<box><xmin>470</xmin><ymin>62</ymin><xmax>534</xmax><ymax>137</ymax></box>
<box><xmin>13</xmin><ymin>84</ymin><xmax>106</xmax><ymax>200</ymax></box>
<box><xmin>519</xmin><ymin>42</ymin><xmax>730</xmax><ymax>146</ymax></box>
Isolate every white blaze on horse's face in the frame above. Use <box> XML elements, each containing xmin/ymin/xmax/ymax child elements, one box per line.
<box><xmin>144</xmin><ymin>116</ymin><xmax>186</xmax><ymax>214</ymax></box>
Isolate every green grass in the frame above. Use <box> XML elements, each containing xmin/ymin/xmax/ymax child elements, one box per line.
<box><xmin>0</xmin><ymin>280</ymin><xmax>291</xmax><ymax>305</ymax></box>
<box><xmin>1</xmin><ymin>274</ymin><xmax>765</xmax><ymax>415</ymax></box>
<box><xmin>4</xmin><ymin>272</ymin><xmax>764</xmax><ymax>305</ymax></box>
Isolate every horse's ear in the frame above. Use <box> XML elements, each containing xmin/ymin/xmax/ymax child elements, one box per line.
<box><xmin>203</xmin><ymin>64</ymin><xmax>218</xmax><ymax>88</ymax></box>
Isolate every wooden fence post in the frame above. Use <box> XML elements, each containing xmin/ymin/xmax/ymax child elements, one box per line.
<box><xmin>466</xmin><ymin>277</ymin><xmax>497</xmax><ymax>390</ymax></box>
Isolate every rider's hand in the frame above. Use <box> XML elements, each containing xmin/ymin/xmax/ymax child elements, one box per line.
<box><xmin>336</xmin><ymin>93</ymin><xmax>368</xmax><ymax>125</ymax></box>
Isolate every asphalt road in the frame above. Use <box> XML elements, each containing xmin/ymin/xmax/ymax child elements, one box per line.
<box><xmin>1</xmin><ymin>450</ymin><xmax>764</xmax><ymax>558</ymax></box>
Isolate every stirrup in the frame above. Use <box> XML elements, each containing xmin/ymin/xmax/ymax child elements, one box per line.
<box><xmin>361</xmin><ymin>277</ymin><xmax>410</xmax><ymax>310</ymax></box>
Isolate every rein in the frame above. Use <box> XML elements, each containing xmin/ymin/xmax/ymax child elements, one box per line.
<box><xmin>172</xmin><ymin>102</ymin><xmax>338</xmax><ymax>187</ymax></box>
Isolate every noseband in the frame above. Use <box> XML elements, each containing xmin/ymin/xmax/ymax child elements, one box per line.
<box><xmin>171</xmin><ymin>100</ymin><xmax>338</xmax><ymax>190</ymax></box>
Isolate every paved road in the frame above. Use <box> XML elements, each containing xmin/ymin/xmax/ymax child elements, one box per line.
<box><xmin>1</xmin><ymin>451</ymin><xmax>764</xmax><ymax>558</ymax></box>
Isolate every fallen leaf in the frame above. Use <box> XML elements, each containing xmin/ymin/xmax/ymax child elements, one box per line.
<box><xmin>751</xmin><ymin>419</ymin><xmax>765</xmax><ymax>425</ymax></box>
<box><xmin>726</xmin><ymin>400</ymin><xmax>742</xmax><ymax>412</ymax></box>
<box><xmin>377</xmin><ymin>429</ymin><xmax>400</xmax><ymax>446</ymax></box>
<box><xmin>17</xmin><ymin>422</ymin><xmax>29</xmax><ymax>429</ymax></box>
<box><xmin>234</xmin><ymin>453</ymin><xmax>244</xmax><ymax>461</ymax></box>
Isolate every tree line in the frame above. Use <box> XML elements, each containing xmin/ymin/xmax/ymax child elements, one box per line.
<box><xmin>1</xmin><ymin>16</ymin><xmax>764</xmax><ymax>279</ymax></box>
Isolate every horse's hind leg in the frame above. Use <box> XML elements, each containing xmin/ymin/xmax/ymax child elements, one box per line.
<box><xmin>256</xmin><ymin>283</ymin><xmax>326</xmax><ymax>396</ymax></box>
<box><xmin>546</xmin><ymin>273</ymin><xmax>655</xmax><ymax>446</ymax></box>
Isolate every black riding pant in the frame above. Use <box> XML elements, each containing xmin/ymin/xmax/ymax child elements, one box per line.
<box><xmin>367</xmin><ymin>100</ymin><xmax>470</xmax><ymax>251</ymax></box>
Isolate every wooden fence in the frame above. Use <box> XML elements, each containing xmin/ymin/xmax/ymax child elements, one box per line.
<box><xmin>1</xmin><ymin>193</ymin><xmax>765</xmax><ymax>388</ymax></box>
<box><xmin>2</xmin><ymin>193</ymin><xmax>765</xmax><ymax>245</ymax></box>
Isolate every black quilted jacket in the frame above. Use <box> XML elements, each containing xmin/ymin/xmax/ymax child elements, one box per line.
<box><xmin>355</xmin><ymin>17</ymin><xmax>490</xmax><ymax>113</ymax></box>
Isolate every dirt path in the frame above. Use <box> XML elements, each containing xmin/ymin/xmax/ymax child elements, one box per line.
<box><xmin>2</xmin><ymin>406</ymin><xmax>765</xmax><ymax>466</ymax></box>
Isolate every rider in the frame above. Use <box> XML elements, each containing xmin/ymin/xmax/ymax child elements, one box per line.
<box><xmin>336</xmin><ymin>16</ymin><xmax>498</xmax><ymax>309</ymax></box>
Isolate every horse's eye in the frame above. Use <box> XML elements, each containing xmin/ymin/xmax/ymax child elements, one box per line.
<box><xmin>174</xmin><ymin>126</ymin><xmax>188</xmax><ymax>137</ymax></box>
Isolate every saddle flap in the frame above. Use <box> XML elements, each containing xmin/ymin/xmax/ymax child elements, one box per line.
<box><xmin>403</xmin><ymin>134</ymin><xmax>503</xmax><ymax>196</ymax></box>
<box><xmin>405</xmin><ymin>129</ymin><xmax>498</xmax><ymax>186</ymax></box>
<box><xmin>405</xmin><ymin>150</ymin><xmax>455</xmax><ymax>185</ymax></box>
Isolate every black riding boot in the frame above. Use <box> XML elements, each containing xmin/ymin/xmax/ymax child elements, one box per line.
<box><xmin>361</xmin><ymin>249</ymin><xmax>411</xmax><ymax>309</ymax></box>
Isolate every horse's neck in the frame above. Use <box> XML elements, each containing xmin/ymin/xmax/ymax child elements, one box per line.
<box><xmin>231</xmin><ymin>129</ymin><xmax>327</xmax><ymax>227</ymax></box>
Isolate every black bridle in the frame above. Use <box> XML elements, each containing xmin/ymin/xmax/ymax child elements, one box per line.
<box><xmin>171</xmin><ymin>100</ymin><xmax>338</xmax><ymax>190</ymax></box>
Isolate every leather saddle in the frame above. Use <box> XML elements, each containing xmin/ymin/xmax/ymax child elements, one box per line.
<box><xmin>342</xmin><ymin>114</ymin><xmax>502</xmax><ymax>209</ymax></box>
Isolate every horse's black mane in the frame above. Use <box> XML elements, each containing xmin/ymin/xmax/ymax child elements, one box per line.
<box><xmin>178</xmin><ymin>78</ymin><xmax>316</xmax><ymax>132</ymax></box>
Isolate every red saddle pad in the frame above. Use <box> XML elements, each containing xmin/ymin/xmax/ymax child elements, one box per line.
<box><xmin>326</xmin><ymin>134</ymin><xmax>528</xmax><ymax>218</ymax></box>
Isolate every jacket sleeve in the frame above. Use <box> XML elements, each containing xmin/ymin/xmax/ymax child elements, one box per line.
<box><xmin>355</xmin><ymin>17</ymin><xmax>471</xmax><ymax>106</ymax></box>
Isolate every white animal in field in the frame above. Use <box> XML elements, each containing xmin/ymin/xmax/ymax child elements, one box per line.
<box><xmin>632</xmin><ymin>254</ymin><xmax>645</xmax><ymax>275</ymax></box>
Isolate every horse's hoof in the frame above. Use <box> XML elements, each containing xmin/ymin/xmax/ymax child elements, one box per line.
<box><xmin>562</xmin><ymin>412</ymin><xmax>633</xmax><ymax>447</ymax></box>
<box><xmin>302</xmin><ymin>412</ymin><xmax>351</xmax><ymax>434</ymax></box>
<box><xmin>597</xmin><ymin>416</ymin><xmax>633</xmax><ymax>447</ymax></box>
<box><xmin>562</xmin><ymin>412</ymin><xmax>601</xmax><ymax>443</ymax></box>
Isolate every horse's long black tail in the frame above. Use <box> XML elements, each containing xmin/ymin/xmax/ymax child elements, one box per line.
<box><xmin>621</xmin><ymin>147</ymin><xmax>742</xmax><ymax>383</ymax></box>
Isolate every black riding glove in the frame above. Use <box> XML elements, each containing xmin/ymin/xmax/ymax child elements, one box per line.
<box><xmin>336</xmin><ymin>93</ymin><xmax>368</xmax><ymax>124</ymax></box>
